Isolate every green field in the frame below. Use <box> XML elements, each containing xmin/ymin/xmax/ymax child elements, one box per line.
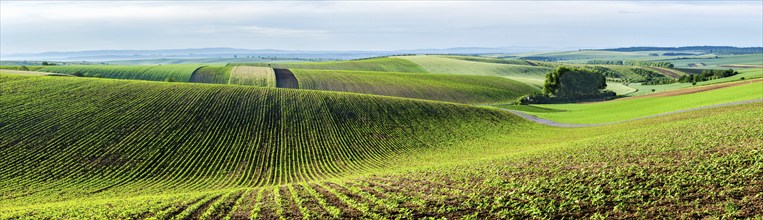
<box><xmin>235</xmin><ymin>57</ymin><xmax>427</xmax><ymax>73</ymax></box>
<box><xmin>513</xmin><ymin>50</ymin><xmax>668</xmax><ymax>63</ymax></box>
<box><xmin>37</xmin><ymin>64</ymin><xmax>203</xmax><ymax>82</ymax></box>
<box><xmin>497</xmin><ymin>80</ymin><xmax>762</xmax><ymax>124</ymax></box>
<box><xmin>189</xmin><ymin>65</ymin><xmax>231</xmax><ymax>84</ymax></box>
<box><xmin>398</xmin><ymin>55</ymin><xmax>552</xmax><ymax>78</ymax></box>
<box><xmin>665</xmin><ymin>54</ymin><xmax>763</xmax><ymax>69</ymax></box>
<box><xmin>292</xmin><ymin>69</ymin><xmax>539</xmax><ymax>103</ymax></box>
<box><xmin>605</xmin><ymin>82</ymin><xmax>637</xmax><ymax>95</ymax></box>
<box><xmin>626</xmin><ymin>68</ymin><xmax>762</xmax><ymax>96</ymax></box>
<box><xmin>1</xmin><ymin>72</ymin><xmax>761</xmax><ymax>218</ymax></box>
<box><xmin>229</xmin><ymin>66</ymin><xmax>277</xmax><ymax>87</ymax></box>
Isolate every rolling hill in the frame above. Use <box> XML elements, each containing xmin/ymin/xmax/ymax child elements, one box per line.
<box><xmin>2</xmin><ymin>71</ymin><xmax>760</xmax><ymax>219</ymax></box>
<box><xmin>233</xmin><ymin>57</ymin><xmax>427</xmax><ymax>73</ymax></box>
<box><xmin>0</xmin><ymin>73</ymin><xmax>528</xmax><ymax>206</ymax></box>
<box><xmin>496</xmin><ymin>79</ymin><xmax>763</xmax><ymax>124</ymax></box>
<box><xmin>291</xmin><ymin>69</ymin><xmax>539</xmax><ymax>104</ymax></box>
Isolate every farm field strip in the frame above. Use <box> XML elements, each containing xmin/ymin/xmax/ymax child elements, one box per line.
<box><xmin>35</xmin><ymin>64</ymin><xmax>203</xmax><ymax>82</ymax></box>
<box><xmin>291</xmin><ymin>69</ymin><xmax>539</xmax><ymax>104</ymax></box>
<box><xmin>398</xmin><ymin>55</ymin><xmax>552</xmax><ymax>78</ymax></box>
<box><xmin>234</xmin><ymin>57</ymin><xmax>428</xmax><ymax>73</ymax></box>
<box><xmin>228</xmin><ymin>66</ymin><xmax>276</xmax><ymax>87</ymax></box>
<box><xmin>497</xmin><ymin>80</ymin><xmax>763</xmax><ymax>124</ymax></box>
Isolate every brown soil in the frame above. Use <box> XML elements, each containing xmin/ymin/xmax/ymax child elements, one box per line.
<box><xmin>274</xmin><ymin>68</ymin><xmax>299</xmax><ymax>89</ymax></box>
<box><xmin>279</xmin><ymin>186</ymin><xmax>302</xmax><ymax>219</ymax></box>
<box><xmin>310</xmin><ymin>183</ymin><xmax>363</xmax><ymax>218</ymax></box>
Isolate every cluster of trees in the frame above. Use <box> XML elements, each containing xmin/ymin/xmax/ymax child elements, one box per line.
<box><xmin>517</xmin><ymin>67</ymin><xmax>615</xmax><ymax>104</ymax></box>
<box><xmin>586</xmin><ymin>60</ymin><xmax>674</xmax><ymax>68</ymax></box>
<box><xmin>678</xmin><ymin>69</ymin><xmax>739</xmax><ymax>83</ymax></box>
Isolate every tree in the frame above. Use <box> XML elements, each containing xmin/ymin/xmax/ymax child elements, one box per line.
<box><xmin>543</xmin><ymin>66</ymin><xmax>606</xmax><ymax>98</ymax></box>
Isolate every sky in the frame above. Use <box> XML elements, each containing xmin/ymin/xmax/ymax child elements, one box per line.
<box><xmin>1</xmin><ymin>1</ymin><xmax>762</xmax><ymax>54</ymax></box>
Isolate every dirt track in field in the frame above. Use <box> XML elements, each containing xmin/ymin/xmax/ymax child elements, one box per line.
<box><xmin>504</xmin><ymin>98</ymin><xmax>763</xmax><ymax>128</ymax></box>
<box><xmin>274</xmin><ymin>68</ymin><xmax>299</xmax><ymax>89</ymax></box>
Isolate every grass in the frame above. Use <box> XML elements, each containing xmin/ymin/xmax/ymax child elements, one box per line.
<box><xmin>292</xmin><ymin>69</ymin><xmax>539</xmax><ymax>104</ymax></box>
<box><xmin>498</xmin><ymin>80</ymin><xmax>762</xmax><ymax>124</ymax></box>
<box><xmin>234</xmin><ymin>57</ymin><xmax>427</xmax><ymax>73</ymax></box>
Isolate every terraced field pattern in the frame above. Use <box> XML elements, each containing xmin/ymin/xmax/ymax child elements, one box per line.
<box><xmin>1</xmin><ymin>54</ymin><xmax>762</xmax><ymax>219</ymax></box>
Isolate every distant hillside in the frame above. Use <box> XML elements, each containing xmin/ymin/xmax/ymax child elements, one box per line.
<box><xmin>597</xmin><ymin>46</ymin><xmax>763</xmax><ymax>55</ymax></box>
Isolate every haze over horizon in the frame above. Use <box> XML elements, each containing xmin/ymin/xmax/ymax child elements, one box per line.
<box><xmin>1</xmin><ymin>1</ymin><xmax>762</xmax><ymax>54</ymax></box>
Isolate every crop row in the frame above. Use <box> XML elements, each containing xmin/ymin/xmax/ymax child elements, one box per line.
<box><xmin>0</xmin><ymin>73</ymin><xmax>521</xmax><ymax>206</ymax></box>
<box><xmin>36</xmin><ymin>64</ymin><xmax>203</xmax><ymax>82</ymax></box>
<box><xmin>5</xmin><ymin>101</ymin><xmax>760</xmax><ymax>218</ymax></box>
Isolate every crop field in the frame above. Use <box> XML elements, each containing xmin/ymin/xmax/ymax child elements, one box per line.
<box><xmin>234</xmin><ymin>57</ymin><xmax>427</xmax><ymax>73</ymax></box>
<box><xmin>1</xmin><ymin>72</ymin><xmax>761</xmax><ymax>218</ymax></box>
<box><xmin>0</xmin><ymin>73</ymin><xmax>528</xmax><ymax>207</ymax></box>
<box><xmin>3</xmin><ymin>1</ymin><xmax>762</xmax><ymax>218</ymax></box>
<box><xmin>291</xmin><ymin>69</ymin><xmax>539</xmax><ymax>103</ymax></box>
<box><xmin>605</xmin><ymin>82</ymin><xmax>637</xmax><ymax>95</ymax></box>
<box><xmin>229</xmin><ymin>66</ymin><xmax>276</xmax><ymax>87</ymax></box>
<box><xmin>626</xmin><ymin>68</ymin><xmax>762</xmax><ymax>96</ymax></box>
<box><xmin>189</xmin><ymin>65</ymin><xmax>231</xmax><ymax>84</ymax></box>
<box><xmin>665</xmin><ymin>54</ymin><xmax>763</xmax><ymax>69</ymax></box>
<box><xmin>512</xmin><ymin>50</ymin><xmax>670</xmax><ymax>63</ymax></box>
<box><xmin>37</xmin><ymin>64</ymin><xmax>203</xmax><ymax>82</ymax></box>
<box><xmin>442</xmin><ymin>55</ymin><xmax>535</xmax><ymax>65</ymax></box>
<box><xmin>398</xmin><ymin>55</ymin><xmax>552</xmax><ymax>79</ymax></box>
<box><xmin>497</xmin><ymin>80</ymin><xmax>763</xmax><ymax>124</ymax></box>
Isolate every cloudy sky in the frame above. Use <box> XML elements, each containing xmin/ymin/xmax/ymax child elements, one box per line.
<box><xmin>1</xmin><ymin>1</ymin><xmax>761</xmax><ymax>54</ymax></box>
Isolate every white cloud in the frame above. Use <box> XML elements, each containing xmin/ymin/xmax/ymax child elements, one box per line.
<box><xmin>1</xmin><ymin>1</ymin><xmax>761</xmax><ymax>53</ymax></box>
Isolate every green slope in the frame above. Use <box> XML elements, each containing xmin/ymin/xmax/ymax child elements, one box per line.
<box><xmin>292</xmin><ymin>69</ymin><xmax>539</xmax><ymax>104</ymax></box>
<box><xmin>233</xmin><ymin>57</ymin><xmax>427</xmax><ymax>73</ymax></box>
<box><xmin>0</xmin><ymin>73</ymin><xmax>526</xmax><ymax>205</ymax></box>
<box><xmin>2</xmin><ymin>72</ymin><xmax>761</xmax><ymax>218</ymax></box>
<box><xmin>2</xmin><ymin>72</ymin><xmax>760</xmax><ymax>218</ymax></box>
<box><xmin>37</xmin><ymin>64</ymin><xmax>203</xmax><ymax>82</ymax></box>
<box><xmin>626</xmin><ymin>68</ymin><xmax>762</xmax><ymax>96</ymax></box>
<box><xmin>398</xmin><ymin>55</ymin><xmax>552</xmax><ymax>78</ymax></box>
<box><xmin>497</xmin><ymin>80</ymin><xmax>763</xmax><ymax>124</ymax></box>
